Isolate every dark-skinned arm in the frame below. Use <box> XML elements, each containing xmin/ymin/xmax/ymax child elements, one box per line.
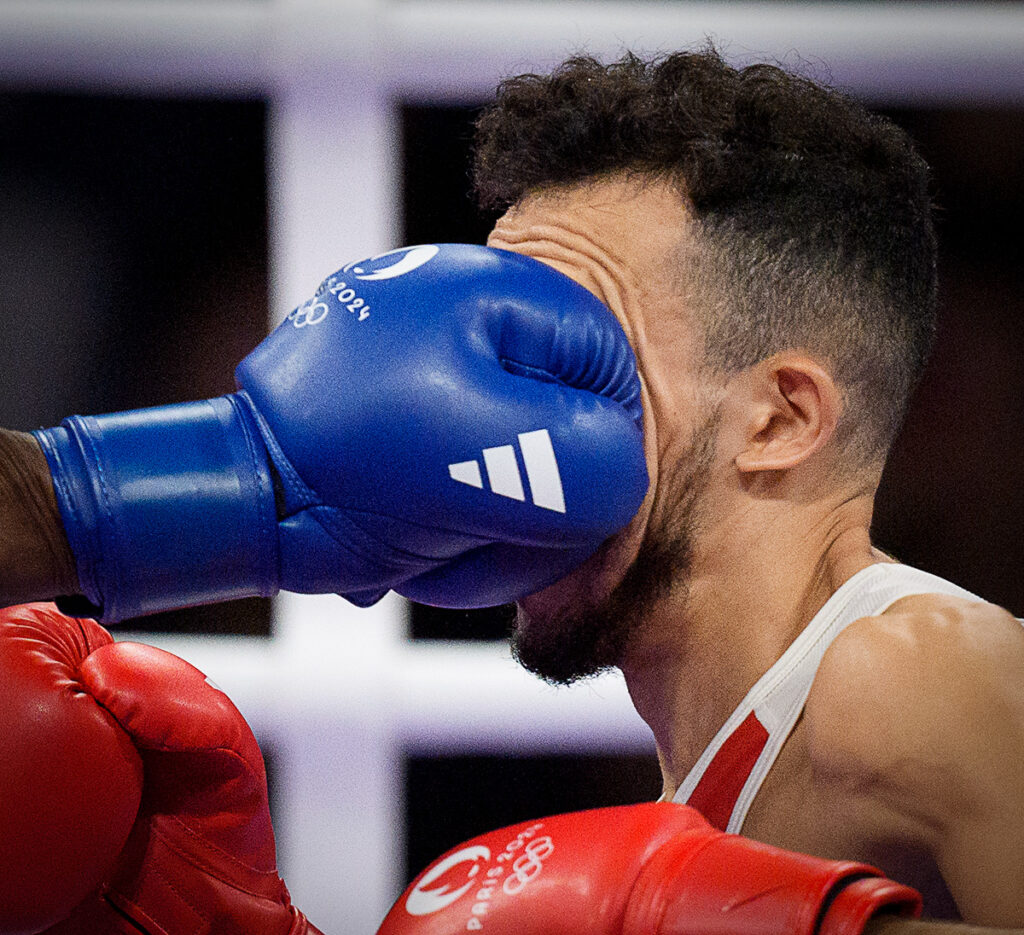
<box><xmin>0</xmin><ymin>429</ymin><xmax>78</xmax><ymax>606</ymax></box>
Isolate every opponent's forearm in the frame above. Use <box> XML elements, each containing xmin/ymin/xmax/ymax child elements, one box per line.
<box><xmin>0</xmin><ymin>429</ymin><xmax>78</xmax><ymax>605</ymax></box>
<box><xmin>867</xmin><ymin>918</ymin><xmax>1024</xmax><ymax>935</ymax></box>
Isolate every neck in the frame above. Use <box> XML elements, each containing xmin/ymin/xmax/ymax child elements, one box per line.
<box><xmin>621</xmin><ymin>485</ymin><xmax>884</xmax><ymax>802</ymax></box>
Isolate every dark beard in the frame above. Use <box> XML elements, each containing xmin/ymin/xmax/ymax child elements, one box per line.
<box><xmin>511</xmin><ymin>529</ymin><xmax>688</xmax><ymax>684</ymax></box>
<box><xmin>511</xmin><ymin>411</ymin><xmax>719</xmax><ymax>685</ymax></box>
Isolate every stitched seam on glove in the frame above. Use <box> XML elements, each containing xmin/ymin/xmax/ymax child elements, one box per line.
<box><xmin>305</xmin><ymin>508</ymin><xmax>425</xmax><ymax>570</ymax></box>
<box><xmin>235</xmin><ymin>392</ymin><xmax>319</xmax><ymax>512</ymax></box>
<box><xmin>227</xmin><ymin>394</ymin><xmax>278</xmax><ymax>591</ymax></box>
<box><xmin>77</xmin><ymin>422</ymin><xmax>119</xmax><ymax>613</ymax></box>
<box><xmin>312</xmin><ymin>501</ymin><xmax>584</xmax><ymax>555</ymax></box>
<box><xmin>309</xmin><ymin>506</ymin><xmax>488</xmax><ymax>562</ymax></box>
<box><xmin>498</xmin><ymin>354</ymin><xmax>641</xmax><ymax>415</ymax></box>
<box><xmin>113</xmin><ymin>856</ymin><xmax>209</xmax><ymax>935</ymax></box>
<box><xmin>153</xmin><ymin>817</ymin><xmax>285</xmax><ymax>895</ymax></box>
<box><xmin>500</xmin><ymin>339</ymin><xmax>642</xmax><ymax>415</ymax></box>
<box><xmin>498</xmin><ymin>358</ymin><xmax>565</xmax><ymax>386</ymax></box>
<box><xmin>45</xmin><ymin>429</ymin><xmax>102</xmax><ymax>606</ymax></box>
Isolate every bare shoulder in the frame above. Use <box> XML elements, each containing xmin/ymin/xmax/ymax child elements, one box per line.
<box><xmin>804</xmin><ymin>592</ymin><xmax>1024</xmax><ymax>841</ymax></box>
<box><xmin>803</xmin><ymin>592</ymin><xmax>1024</xmax><ymax>924</ymax></box>
<box><xmin>813</xmin><ymin>592</ymin><xmax>1024</xmax><ymax>707</ymax></box>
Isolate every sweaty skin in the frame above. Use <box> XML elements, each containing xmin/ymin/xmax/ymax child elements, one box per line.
<box><xmin>488</xmin><ymin>174</ymin><xmax>1024</xmax><ymax>926</ymax></box>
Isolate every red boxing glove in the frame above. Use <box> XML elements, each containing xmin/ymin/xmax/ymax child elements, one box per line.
<box><xmin>377</xmin><ymin>803</ymin><xmax>922</xmax><ymax>935</ymax></box>
<box><xmin>0</xmin><ymin>604</ymin><xmax>143</xmax><ymax>935</ymax></box>
<box><xmin>0</xmin><ymin>603</ymin><xmax>324</xmax><ymax>935</ymax></box>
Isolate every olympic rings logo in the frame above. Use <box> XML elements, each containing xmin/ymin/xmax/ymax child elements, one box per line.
<box><xmin>288</xmin><ymin>300</ymin><xmax>330</xmax><ymax>328</ymax></box>
<box><xmin>501</xmin><ymin>836</ymin><xmax>554</xmax><ymax>896</ymax></box>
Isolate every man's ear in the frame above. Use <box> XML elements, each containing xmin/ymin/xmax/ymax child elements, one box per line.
<box><xmin>734</xmin><ymin>353</ymin><xmax>841</xmax><ymax>473</ymax></box>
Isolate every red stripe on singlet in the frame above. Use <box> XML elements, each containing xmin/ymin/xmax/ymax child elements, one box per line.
<box><xmin>685</xmin><ymin>711</ymin><xmax>770</xmax><ymax>831</ymax></box>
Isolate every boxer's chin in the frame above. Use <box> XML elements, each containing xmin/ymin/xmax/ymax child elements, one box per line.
<box><xmin>512</xmin><ymin>520</ymin><xmax>651</xmax><ymax>686</ymax></box>
<box><xmin>518</xmin><ymin>527</ymin><xmax>636</xmax><ymax>628</ymax></box>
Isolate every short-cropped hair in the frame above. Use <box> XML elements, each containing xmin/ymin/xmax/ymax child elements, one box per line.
<box><xmin>473</xmin><ymin>49</ymin><xmax>938</xmax><ymax>468</ymax></box>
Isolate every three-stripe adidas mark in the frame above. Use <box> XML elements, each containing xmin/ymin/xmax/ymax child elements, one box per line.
<box><xmin>448</xmin><ymin>428</ymin><xmax>565</xmax><ymax>513</ymax></box>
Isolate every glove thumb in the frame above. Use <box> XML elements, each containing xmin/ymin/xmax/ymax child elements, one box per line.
<box><xmin>80</xmin><ymin>642</ymin><xmax>277</xmax><ymax>873</ymax></box>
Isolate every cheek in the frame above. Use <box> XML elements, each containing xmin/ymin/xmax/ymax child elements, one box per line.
<box><xmin>633</xmin><ymin>375</ymin><xmax>661</xmax><ymax>533</ymax></box>
<box><xmin>576</xmin><ymin>379</ymin><xmax>661</xmax><ymax>594</ymax></box>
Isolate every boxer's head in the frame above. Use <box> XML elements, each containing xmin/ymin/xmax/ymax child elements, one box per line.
<box><xmin>478</xmin><ymin>49</ymin><xmax>937</xmax><ymax>683</ymax></box>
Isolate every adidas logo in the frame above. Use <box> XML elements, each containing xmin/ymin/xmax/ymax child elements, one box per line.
<box><xmin>448</xmin><ymin>429</ymin><xmax>565</xmax><ymax>513</ymax></box>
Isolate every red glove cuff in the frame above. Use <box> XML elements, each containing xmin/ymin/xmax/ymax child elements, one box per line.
<box><xmin>819</xmin><ymin>876</ymin><xmax>922</xmax><ymax>935</ymax></box>
<box><xmin>624</xmin><ymin>828</ymin><xmax>923</xmax><ymax>935</ymax></box>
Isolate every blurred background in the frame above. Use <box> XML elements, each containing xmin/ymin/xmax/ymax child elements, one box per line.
<box><xmin>0</xmin><ymin>1</ymin><xmax>1021</xmax><ymax>930</ymax></box>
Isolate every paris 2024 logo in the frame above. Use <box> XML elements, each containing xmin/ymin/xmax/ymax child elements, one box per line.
<box><xmin>404</xmin><ymin>822</ymin><xmax>554</xmax><ymax>930</ymax></box>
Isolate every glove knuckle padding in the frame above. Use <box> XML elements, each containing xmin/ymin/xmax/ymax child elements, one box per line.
<box><xmin>0</xmin><ymin>604</ymin><xmax>143</xmax><ymax>935</ymax></box>
<box><xmin>82</xmin><ymin>642</ymin><xmax>251</xmax><ymax>755</ymax></box>
<box><xmin>80</xmin><ymin>643</ymin><xmax>275</xmax><ymax>865</ymax></box>
<box><xmin>78</xmin><ymin>642</ymin><xmax>293</xmax><ymax>934</ymax></box>
<box><xmin>239</xmin><ymin>244</ymin><xmax>647</xmax><ymax>606</ymax></box>
<box><xmin>493</xmin><ymin>287</ymin><xmax>642</xmax><ymax>414</ymax></box>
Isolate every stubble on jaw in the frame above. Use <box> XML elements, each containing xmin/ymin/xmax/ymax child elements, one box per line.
<box><xmin>511</xmin><ymin>409</ymin><xmax>721</xmax><ymax>686</ymax></box>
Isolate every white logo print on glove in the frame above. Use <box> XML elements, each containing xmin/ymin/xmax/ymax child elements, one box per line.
<box><xmin>343</xmin><ymin>244</ymin><xmax>440</xmax><ymax>281</ymax></box>
<box><xmin>405</xmin><ymin>846</ymin><xmax>492</xmax><ymax>916</ymax></box>
<box><xmin>449</xmin><ymin>429</ymin><xmax>566</xmax><ymax>513</ymax></box>
<box><xmin>290</xmin><ymin>246</ymin><xmax>442</xmax><ymax>329</ymax></box>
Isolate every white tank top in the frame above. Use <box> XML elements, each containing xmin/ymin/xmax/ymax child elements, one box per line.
<box><xmin>670</xmin><ymin>563</ymin><xmax>988</xmax><ymax>832</ymax></box>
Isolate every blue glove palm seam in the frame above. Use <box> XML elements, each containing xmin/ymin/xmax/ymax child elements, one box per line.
<box><xmin>307</xmin><ymin>506</ymin><xmax>459</xmax><ymax>565</ymax></box>
<box><xmin>309</xmin><ymin>503</ymin><xmax>588</xmax><ymax>554</ymax></box>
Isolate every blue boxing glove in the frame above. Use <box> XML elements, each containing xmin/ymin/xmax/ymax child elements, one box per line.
<box><xmin>35</xmin><ymin>244</ymin><xmax>647</xmax><ymax>621</ymax></box>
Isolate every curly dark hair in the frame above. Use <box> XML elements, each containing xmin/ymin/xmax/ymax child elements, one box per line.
<box><xmin>473</xmin><ymin>49</ymin><xmax>938</xmax><ymax>467</ymax></box>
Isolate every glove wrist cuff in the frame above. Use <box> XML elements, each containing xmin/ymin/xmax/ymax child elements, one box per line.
<box><xmin>818</xmin><ymin>877</ymin><xmax>923</xmax><ymax>935</ymax></box>
<box><xmin>624</xmin><ymin>831</ymin><xmax>923</xmax><ymax>935</ymax></box>
<box><xmin>34</xmin><ymin>394</ymin><xmax>278</xmax><ymax>622</ymax></box>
